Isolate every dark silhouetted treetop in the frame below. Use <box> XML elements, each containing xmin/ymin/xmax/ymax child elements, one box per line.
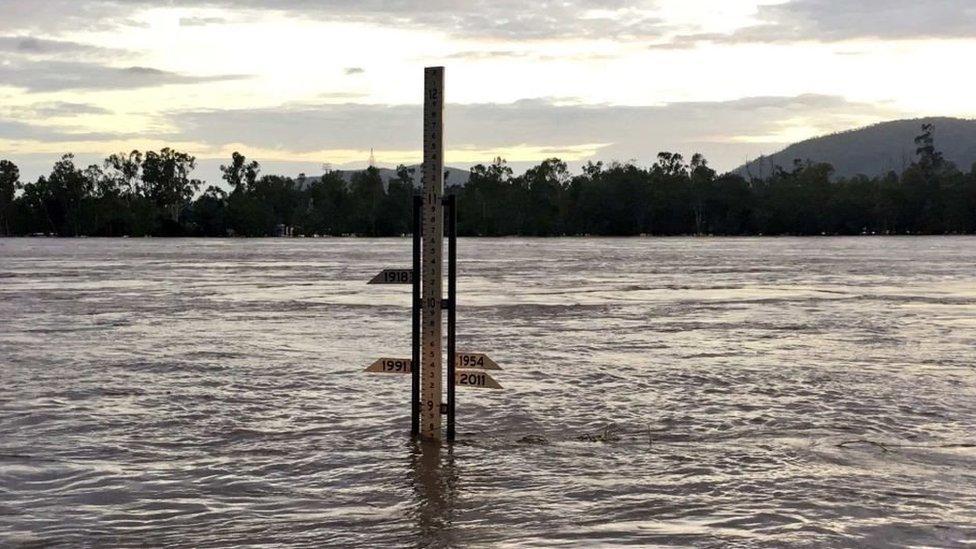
<box><xmin>2</xmin><ymin>124</ymin><xmax>974</xmax><ymax>237</ymax></box>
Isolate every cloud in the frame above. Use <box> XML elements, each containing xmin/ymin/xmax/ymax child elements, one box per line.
<box><xmin>0</xmin><ymin>1</ymin><xmax>143</xmax><ymax>34</ymax></box>
<box><xmin>445</xmin><ymin>50</ymin><xmax>529</xmax><ymax>60</ymax></box>
<box><xmin>166</xmin><ymin>94</ymin><xmax>902</xmax><ymax>170</ymax></box>
<box><xmin>757</xmin><ymin>0</ymin><xmax>976</xmax><ymax>41</ymax></box>
<box><xmin>317</xmin><ymin>91</ymin><xmax>368</xmax><ymax>100</ymax></box>
<box><xmin>172</xmin><ymin>0</ymin><xmax>668</xmax><ymax>40</ymax></box>
<box><xmin>4</xmin><ymin>101</ymin><xmax>112</xmax><ymax>118</ymax></box>
<box><xmin>443</xmin><ymin>49</ymin><xmax>615</xmax><ymax>62</ymax></box>
<box><xmin>669</xmin><ymin>0</ymin><xmax>976</xmax><ymax>45</ymax></box>
<box><xmin>3</xmin><ymin>0</ymin><xmax>974</xmax><ymax>44</ymax></box>
<box><xmin>179</xmin><ymin>16</ymin><xmax>228</xmax><ymax>26</ymax></box>
<box><xmin>0</xmin><ymin>120</ymin><xmax>131</xmax><ymax>143</ymax></box>
<box><xmin>0</xmin><ymin>35</ymin><xmax>121</xmax><ymax>59</ymax></box>
<box><xmin>0</xmin><ymin>0</ymin><xmax>668</xmax><ymax>41</ymax></box>
<box><xmin>0</xmin><ymin>60</ymin><xmax>250</xmax><ymax>92</ymax></box>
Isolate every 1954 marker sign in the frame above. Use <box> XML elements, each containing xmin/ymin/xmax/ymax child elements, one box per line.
<box><xmin>455</xmin><ymin>352</ymin><xmax>501</xmax><ymax>371</ymax></box>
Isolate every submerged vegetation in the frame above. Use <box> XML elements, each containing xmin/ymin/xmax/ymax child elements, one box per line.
<box><xmin>1</xmin><ymin>126</ymin><xmax>974</xmax><ymax>237</ymax></box>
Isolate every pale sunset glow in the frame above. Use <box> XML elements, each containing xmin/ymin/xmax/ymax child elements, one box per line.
<box><xmin>2</xmin><ymin>0</ymin><xmax>975</xmax><ymax>180</ymax></box>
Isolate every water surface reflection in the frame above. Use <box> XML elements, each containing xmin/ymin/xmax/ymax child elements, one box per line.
<box><xmin>408</xmin><ymin>441</ymin><xmax>458</xmax><ymax>547</ymax></box>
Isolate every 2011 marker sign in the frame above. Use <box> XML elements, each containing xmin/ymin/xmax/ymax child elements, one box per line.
<box><xmin>455</xmin><ymin>370</ymin><xmax>503</xmax><ymax>389</ymax></box>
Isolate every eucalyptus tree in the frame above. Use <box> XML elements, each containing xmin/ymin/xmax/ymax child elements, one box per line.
<box><xmin>0</xmin><ymin>159</ymin><xmax>20</xmax><ymax>236</ymax></box>
<box><xmin>141</xmin><ymin>148</ymin><xmax>201</xmax><ymax>222</ymax></box>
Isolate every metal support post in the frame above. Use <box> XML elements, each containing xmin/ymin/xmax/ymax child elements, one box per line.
<box><xmin>446</xmin><ymin>194</ymin><xmax>457</xmax><ymax>441</ymax></box>
<box><xmin>411</xmin><ymin>194</ymin><xmax>422</xmax><ymax>436</ymax></box>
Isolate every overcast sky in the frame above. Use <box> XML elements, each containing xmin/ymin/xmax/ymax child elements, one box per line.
<box><xmin>1</xmin><ymin>0</ymin><xmax>974</xmax><ymax>181</ymax></box>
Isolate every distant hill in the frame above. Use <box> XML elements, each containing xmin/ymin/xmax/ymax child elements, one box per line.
<box><xmin>297</xmin><ymin>165</ymin><xmax>470</xmax><ymax>190</ymax></box>
<box><xmin>735</xmin><ymin>117</ymin><xmax>976</xmax><ymax>179</ymax></box>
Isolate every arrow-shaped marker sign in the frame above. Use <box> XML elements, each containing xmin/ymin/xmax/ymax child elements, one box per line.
<box><xmin>365</xmin><ymin>355</ymin><xmax>504</xmax><ymax>390</ymax></box>
<box><xmin>456</xmin><ymin>371</ymin><xmax>503</xmax><ymax>389</ymax></box>
<box><xmin>366</xmin><ymin>354</ymin><xmax>502</xmax><ymax>374</ymax></box>
<box><xmin>455</xmin><ymin>352</ymin><xmax>502</xmax><ymax>371</ymax></box>
<box><xmin>368</xmin><ymin>269</ymin><xmax>413</xmax><ymax>285</ymax></box>
<box><xmin>364</xmin><ymin>358</ymin><xmax>413</xmax><ymax>373</ymax></box>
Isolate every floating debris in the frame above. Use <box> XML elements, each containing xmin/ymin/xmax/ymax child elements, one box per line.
<box><xmin>517</xmin><ymin>434</ymin><xmax>550</xmax><ymax>445</ymax></box>
<box><xmin>577</xmin><ymin>423</ymin><xmax>622</xmax><ymax>443</ymax></box>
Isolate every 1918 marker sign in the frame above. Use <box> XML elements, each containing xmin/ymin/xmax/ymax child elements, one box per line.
<box><xmin>368</xmin><ymin>269</ymin><xmax>413</xmax><ymax>285</ymax></box>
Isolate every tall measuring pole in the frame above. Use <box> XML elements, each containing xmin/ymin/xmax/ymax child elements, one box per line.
<box><xmin>421</xmin><ymin>66</ymin><xmax>445</xmax><ymax>440</ymax></box>
<box><xmin>364</xmin><ymin>66</ymin><xmax>504</xmax><ymax>440</ymax></box>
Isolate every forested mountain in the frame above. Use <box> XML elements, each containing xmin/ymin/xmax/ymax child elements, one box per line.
<box><xmin>737</xmin><ymin>117</ymin><xmax>976</xmax><ymax>179</ymax></box>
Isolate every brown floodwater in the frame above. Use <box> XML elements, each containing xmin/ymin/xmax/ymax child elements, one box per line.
<box><xmin>1</xmin><ymin>237</ymin><xmax>975</xmax><ymax>547</ymax></box>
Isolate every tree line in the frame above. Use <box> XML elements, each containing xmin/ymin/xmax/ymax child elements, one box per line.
<box><xmin>1</xmin><ymin>126</ymin><xmax>973</xmax><ymax>237</ymax></box>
